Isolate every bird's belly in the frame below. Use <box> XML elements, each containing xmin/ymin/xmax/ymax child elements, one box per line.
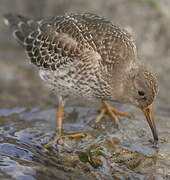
<box><xmin>39</xmin><ymin>69</ymin><xmax>97</xmax><ymax>103</ymax></box>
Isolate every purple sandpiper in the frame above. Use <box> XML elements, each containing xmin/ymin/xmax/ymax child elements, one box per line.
<box><xmin>4</xmin><ymin>13</ymin><xmax>159</xmax><ymax>146</ymax></box>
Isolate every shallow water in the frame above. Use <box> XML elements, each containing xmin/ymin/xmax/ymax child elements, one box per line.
<box><xmin>0</xmin><ymin>47</ymin><xmax>170</xmax><ymax>180</ymax></box>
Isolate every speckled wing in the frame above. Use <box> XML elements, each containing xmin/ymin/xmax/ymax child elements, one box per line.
<box><xmin>25</xmin><ymin>26</ymin><xmax>79</xmax><ymax>70</ymax></box>
<box><xmin>5</xmin><ymin>13</ymin><xmax>137</xmax><ymax>72</ymax></box>
<box><xmin>24</xmin><ymin>15</ymin><xmax>104</xmax><ymax>71</ymax></box>
<box><xmin>72</xmin><ymin>13</ymin><xmax>138</xmax><ymax>69</ymax></box>
<box><xmin>26</xmin><ymin>13</ymin><xmax>137</xmax><ymax>71</ymax></box>
<box><xmin>49</xmin><ymin>13</ymin><xmax>138</xmax><ymax>70</ymax></box>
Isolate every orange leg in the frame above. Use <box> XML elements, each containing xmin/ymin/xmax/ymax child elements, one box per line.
<box><xmin>44</xmin><ymin>104</ymin><xmax>85</xmax><ymax>148</ymax></box>
<box><xmin>96</xmin><ymin>101</ymin><xmax>132</xmax><ymax>123</ymax></box>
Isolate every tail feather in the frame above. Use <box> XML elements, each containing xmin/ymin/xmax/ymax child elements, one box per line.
<box><xmin>4</xmin><ymin>13</ymin><xmax>39</xmax><ymax>45</ymax></box>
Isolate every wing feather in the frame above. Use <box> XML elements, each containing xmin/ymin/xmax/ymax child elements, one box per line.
<box><xmin>25</xmin><ymin>26</ymin><xmax>80</xmax><ymax>70</ymax></box>
<box><xmin>19</xmin><ymin>13</ymin><xmax>137</xmax><ymax>72</ymax></box>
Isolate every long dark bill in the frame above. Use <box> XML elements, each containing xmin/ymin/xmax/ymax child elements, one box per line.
<box><xmin>142</xmin><ymin>104</ymin><xmax>158</xmax><ymax>142</ymax></box>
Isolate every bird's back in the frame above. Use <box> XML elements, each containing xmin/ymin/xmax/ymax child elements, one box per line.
<box><xmin>4</xmin><ymin>13</ymin><xmax>137</xmax><ymax>71</ymax></box>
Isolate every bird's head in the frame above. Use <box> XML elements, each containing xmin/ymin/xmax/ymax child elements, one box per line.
<box><xmin>129</xmin><ymin>66</ymin><xmax>158</xmax><ymax>108</ymax></box>
<box><xmin>124</xmin><ymin>65</ymin><xmax>159</xmax><ymax>141</ymax></box>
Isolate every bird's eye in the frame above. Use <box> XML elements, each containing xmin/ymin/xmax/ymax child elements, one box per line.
<box><xmin>138</xmin><ymin>91</ymin><xmax>145</xmax><ymax>96</ymax></box>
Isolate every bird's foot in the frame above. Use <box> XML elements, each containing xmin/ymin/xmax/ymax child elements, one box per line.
<box><xmin>44</xmin><ymin>132</ymin><xmax>86</xmax><ymax>148</ymax></box>
<box><xmin>62</xmin><ymin>132</ymin><xmax>86</xmax><ymax>138</ymax></box>
<box><xmin>96</xmin><ymin>101</ymin><xmax>133</xmax><ymax>124</ymax></box>
<box><xmin>44</xmin><ymin>103</ymin><xmax>86</xmax><ymax>148</ymax></box>
<box><xmin>44</xmin><ymin>139</ymin><xmax>57</xmax><ymax>148</ymax></box>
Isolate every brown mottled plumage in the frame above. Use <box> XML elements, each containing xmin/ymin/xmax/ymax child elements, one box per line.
<box><xmin>4</xmin><ymin>13</ymin><xmax>159</xmax><ymax>144</ymax></box>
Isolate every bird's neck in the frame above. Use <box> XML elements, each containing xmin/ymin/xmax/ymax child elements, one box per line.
<box><xmin>109</xmin><ymin>66</ymin><xmax>137</xmax><ymax>104</ymax></box>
